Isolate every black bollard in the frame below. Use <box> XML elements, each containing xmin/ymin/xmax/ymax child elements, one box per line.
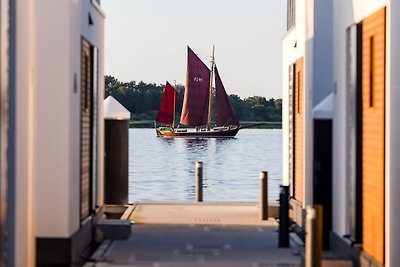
<box><xmin>279</xmin><ymin>185</ymin><xmax>289</xmax><ymax>247</ymax></box>
<box><xmin>105</xmin><ymin>119</ymin><xmax>129</xmax><ymax>205</ymax></box>
<box><xmin>104</xmin><ymin>96</ymin><xmax>130</xmax><ymax>205</ymax></box>
<box><xmin>259</xmin><ymin>171</ymin><xmax>268</xmax><ymax>220</ymax></box>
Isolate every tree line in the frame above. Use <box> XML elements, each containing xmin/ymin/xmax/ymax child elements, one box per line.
<box><xmin>105</xmin><ymin>75</ymin><xmax>282</xmax><ymax>123</ymax></box>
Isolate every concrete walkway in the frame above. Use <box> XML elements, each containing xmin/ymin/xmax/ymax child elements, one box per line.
<box><xmin>127</xmin><ymin>201</ymin><xmax>280</xmax><ymax>226</ymax></box>
<box><xmin>86</xmin><ymin>202</ymin><xmax>302</xmax><ymax>267</ymax></box>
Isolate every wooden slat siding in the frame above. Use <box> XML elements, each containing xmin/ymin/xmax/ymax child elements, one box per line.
<box><xmin>81</xmin><ymin>39</ymin><xmax>92</xmax><ymax>221</ymax></box>
<box><xmin>294</xmin><ymin>58</ymin><xmax>304</xmax><ymax>203</ymax></box>
<box><xmin>361</xmin><ymin>8</ymin><xmax>385</xmax><ymax>265</ymax></box>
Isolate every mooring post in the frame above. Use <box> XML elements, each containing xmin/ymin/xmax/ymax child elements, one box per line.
<box><xmin>305</xmin><ymin>205</ymin><xmax>323</xmax><ymax>267</ymax></box>
<box><xmin>279</xmin><ymin>185</ymin><xmax>289</xmax><ymax>247</ymax></box>
<box><xmin>104</xmin><ymin>97</ymin><xmax>130</xmax><ymax>205</ymax></box>
<box><xmin>195</xmin><ymin>161</ymin><xmax>203</xmax><ymax>202</ymax></box>
<box><xmin>259</xmin><ymin>171</ymin><xmax>268</xmax><ymax>220</ymax></box>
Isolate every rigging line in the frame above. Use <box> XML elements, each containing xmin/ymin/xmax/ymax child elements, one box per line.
<box><xmin>191</xmin><ymin>48</ymin><xmax>217</xmax><ymax>65</ymax></box>
<box><xmin>207</xmin><ymin>45</ymin><xmax>215</xmax><ymax>130</ymax></box>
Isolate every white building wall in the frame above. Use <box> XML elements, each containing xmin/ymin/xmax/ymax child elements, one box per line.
<box><xmin>352</xmin><ymin>0</ymin><xmax>388</xmax><ymax>22</ymax></box>
<box><xmin>283</xmin><ymin>0</ymin><xmax>325</xmax><ymax>208</ymax></box>
<box><xmin>387</xmin><ymin>1</ymin><xmax>400</xmax><ymax>266</ymax></box>
<box><xmin>281</xmin><ymin>53</ymin><xmax>289</xmax><ymax>186</ymax></box>
<box><xmin>36</xmin><ymin>0</ymin><xmax>75</xmax><ymax>238</ymax></box>
<box><xmin>14</xmin><ymin>0</ymin><xmax>37</xmax><ymax>265</ymax></box>
<box><xmin>332</xmin><ymin>0</ymin><xmax>387</xmax><ymax>238</ymax></box>
<box><xmin>96</xmin><ymin>11</ymin><xmax>105</xmax><ymax>208</ymax></box>
<box><xmin>332</xmin><ymin>0</ymin><xmax>400</xmax><ymax>266</ymax></box>
<box><xmin>303</xmin><ymin>0</ymin><xmax>314</xmax><ymax>207</ymax></box>
<box><xmin>282</xmin><ymin>0</ymin><xmax>313</xmax><ymax>207</ymax></box>
<box><xmin>80</xmin><ymin>0</ymin><xmax>106</xmax><ymax>210</ymax></box>
<box><xmin>313</xmin><ymin>0</ymin><xmax>333</xmax><ymax>106</ymax></box>
<box><xmin>282</xmin><ymin>0</ymin><xmax>307</xmax><ymax>187</ymax></box>
<box><xmin>332</xmin><ymin>0</ymin><xmax>357</xmax><ymax>238</ymax></box>
<box><xmin>282</xmin><ymin>30</ymin><xmax>303</xmax><ymax>186</ymax></box>
<box><xmin>36</xmin><ymin>0</ymin><xmax>105</xmax><ymax>238</ymax></box>
<box><xmin>69</xmin><ymin>0</ymin><xmax>81</xmax><ymax>236</ymax></box>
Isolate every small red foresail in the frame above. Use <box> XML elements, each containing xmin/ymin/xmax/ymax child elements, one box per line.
<box><xmin>156</xmin><ymin>81</ymin><xmax>177</xmax><ymax>125</ymax></box>
<box><xmin>214</xmin><ymin>66</ymin><xmax>240</xmax><ymax>127</ymax></box>
<box><xmin>180</xmin><ymin>46</ymin><xmax>211</xmax><ymax>126</ymax></box>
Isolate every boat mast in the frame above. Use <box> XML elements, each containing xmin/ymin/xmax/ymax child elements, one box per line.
<box><xmin>207</xmin><ymin>45</ymin><xmax>215</xmax><ymax>130</ymax></box>
<box><xmin>173</xmin><ymin>80</ymin><xmax>177</xmax><ymax>128</ymax></box>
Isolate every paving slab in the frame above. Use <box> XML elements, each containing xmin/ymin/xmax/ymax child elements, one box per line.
<box><xmin>88</xmin><ymin>202</ymin><xmax>301</xmax><ymax>266</ymax></box>
<box><xmin>128</xmin><ymin>201</ymin><xmax>279</xmax><ymax>226</ymax></box>
<box><xmin>88</xmin><ymin>224</ymin><xmax>301</xmax><ymax>267</ymax></box>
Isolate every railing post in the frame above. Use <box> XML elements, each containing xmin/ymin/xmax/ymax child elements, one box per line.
<box><xmin>259</xmin><ymin>171</ymin><xmax>268</xmax><ymax>220</ymax></box>
<box><xmin>195</xmin><ymin>161</ymin><xmax>203</xmax><ymax>202</ymax></box>
<box><xmin>279</xmin><ymin>185</ymin><xmax>289</xmax><ymax>247</ymax></box>
<box><xmin>305</xmin><ymin>205</ymin><xmax>323</xmax><ymax>267</ymax></box>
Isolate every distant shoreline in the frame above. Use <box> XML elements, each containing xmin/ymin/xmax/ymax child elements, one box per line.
<box><xmin>129</xmin><ymin>120</ymin><xmax>282</xmax><ymax>129</ymax></box>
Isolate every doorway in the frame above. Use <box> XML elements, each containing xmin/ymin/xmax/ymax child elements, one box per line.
<box><xmin>80</xmin><ymin>38</ymin><xmax>99</xmax><ymax>222</ymax></box>
<box><xmin>313</xmin><ymin>119</ymin><xmax>332</xmax><ymax>250</ymax></box>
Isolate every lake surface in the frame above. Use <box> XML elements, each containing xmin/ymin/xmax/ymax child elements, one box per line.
<box><xmin>129</xmin><ymin>128</ymin><xmax>282</xmax><ymax>202</ymax></box>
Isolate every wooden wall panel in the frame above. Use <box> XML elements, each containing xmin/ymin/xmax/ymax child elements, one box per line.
<box><xmin>361</xmin><ymin>8</ymin><xmax>385</xmax><ymax>265</ymax></box>
<box><xmin>81</xmin><ymin>39</ymin><xmax>92</xmax><ymax>221</ymax></box>
<box><xmin>294</xmin><ymin>58</ymin><xmax>304</xmax><ymax>203</ymax></box>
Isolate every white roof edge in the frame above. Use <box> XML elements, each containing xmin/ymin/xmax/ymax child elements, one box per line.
<box><xmin>313</xmin><ymin>93</ymin><xmax>333</xmax><ymax>120</ymax></box>
<box><xmin>104</xmin><ymin>96</ymin><xmax>130</xmax><ymax>120</ymax></box>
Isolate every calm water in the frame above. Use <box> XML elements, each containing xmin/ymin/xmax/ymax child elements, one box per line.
<box><xmin>129</xmin><ymin>128</ymin><xmax>282</xmax><ymax>202</ymax></box>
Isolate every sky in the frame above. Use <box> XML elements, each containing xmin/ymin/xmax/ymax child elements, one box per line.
<box><xmin>102</xmin><ymin>1</ymin><xmax>286</xmax><ymax>99</ymax></box>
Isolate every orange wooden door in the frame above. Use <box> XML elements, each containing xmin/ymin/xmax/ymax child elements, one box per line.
<box><xmin>294</xmin><ymin>58</ymin><xmax>304</xmax><ymax>203</ymax></box>
<box><xmin>361</xmin><ymin>8</ymin><xmax>385</xmax><ymax>265</ymax></box>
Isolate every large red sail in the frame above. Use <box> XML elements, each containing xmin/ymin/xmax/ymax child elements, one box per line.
<box><xmin>180</xmin><ymin>47</ymin><xmax>211</xmax><ymax>126</ymax></box>
<box><xmin>156</xmin><ymin>81</ymin><xmax>177</xmax><ymax>125</ymax></box>
<box><xmin>214</xmin><ymin>66</ymin><xmax>240</xmax><ymax>127</ymax></box>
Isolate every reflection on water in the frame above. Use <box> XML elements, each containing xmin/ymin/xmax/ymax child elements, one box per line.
<box><xmin>183</xmin><ymin>138</ymin><xmax>211</xmax><ymax>150</ymax></box>
<box><xmin>129</xmin><ymin>128</ymin><xmax>282</xmax><ymax>202</ymax></box>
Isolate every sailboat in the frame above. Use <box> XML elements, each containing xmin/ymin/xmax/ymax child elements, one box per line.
<box><xmin>155</xmin><ymin>46</ymin><xmax>240</xmax><ymax>138</ymax></box>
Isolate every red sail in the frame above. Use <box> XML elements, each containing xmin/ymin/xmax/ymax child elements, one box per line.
<box><xmin>156</xmin><ymin>81</ymin><xmax>177</xmax><ymax>125</ymax></box>
<box><xmin>180</xmin><ymin>46</ymin><xmax>211</xmax><ymax>126</ymax></box>
<box><xmin>214</xmin><ymin>66</ymin><xmax>240</xmax><ymax>127</ymax></box>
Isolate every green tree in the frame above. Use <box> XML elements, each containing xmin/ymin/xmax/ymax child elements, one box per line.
<box><xmin>104</xmin><ymin>75</ymin><xmax>282</xmax><ymax>124</ymax></box>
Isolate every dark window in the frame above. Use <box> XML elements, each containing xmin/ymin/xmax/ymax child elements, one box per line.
<box><xmin>288</xmin><ymin>64</ymin><xmax>295</xmax><ymax>196</ymax></box>
<box><xmin>287</xmin><ymin>0</ymin><xmax>296</xmax><ymax>31</ymax></box>
<box><xmin>84</xmin><ymin>54</ymin><xmax>89</xmax><ymax>111</ymax></box>
<box><xmin>369</xmin><ymin>36</ymin><xmax>374</xmax><ymax>107</ymax></box>
<box><xmin>296</xmin><ymin>71</ymin><xmax>300</xmax><ymax>113</ymax></box>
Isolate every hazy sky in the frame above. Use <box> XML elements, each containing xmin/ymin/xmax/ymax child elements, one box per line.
<box><xmin>102</xmin><ymin>1</ymin><xmax>285</xmax><ymax>99</ymax></box>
